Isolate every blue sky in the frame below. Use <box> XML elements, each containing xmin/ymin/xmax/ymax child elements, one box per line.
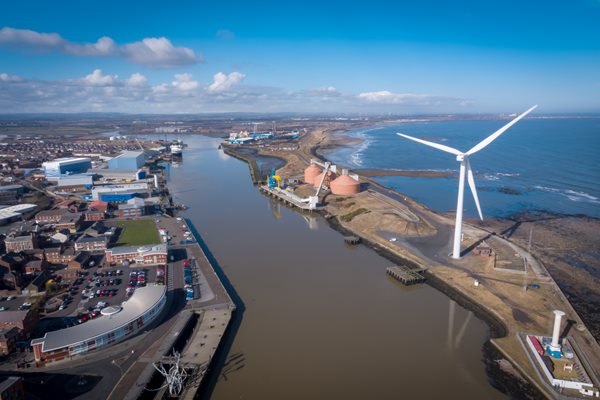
<box><xmin>1</xmin><ymin>0</ymin><xmax>599</xmax><ymax>114</ymax></box>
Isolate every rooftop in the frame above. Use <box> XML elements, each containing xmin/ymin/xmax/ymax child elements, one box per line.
<box><xmin>112</xmin><ymin>151</ymin><xmax>144</xmax><ymax>159</ymax></box>
<box><xmin>0</xmin><ymin>310</ymin><xmax>29</xmax><ymax>324</ymax></box>
<box><xmin>0</xmin><ymin>204</ymin><xmax>36</xmax><ymax>221</ymax></box>
<box><xmin>107</xmin><ymin>243</ymin><xmax>167</xmax><ymax>256</ymax></box>
<box><xmin>31</xmin><ymin>285</ymin><xmax>166</xmax><ymax>352</ymax></box>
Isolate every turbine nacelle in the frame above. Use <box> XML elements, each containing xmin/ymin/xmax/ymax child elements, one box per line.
<box><xmin>456</xmin><ymin>154</ymin><xmax>465</xmax><ymax>162</ymax></box>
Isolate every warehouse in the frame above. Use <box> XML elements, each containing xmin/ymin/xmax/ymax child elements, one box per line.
<box><xmin>56</xmin><ymin>175</ymin><xmax>94</xmax><ymax>189</ymax></box>
<box><xmin>108</xmin><ymin>151</ymin><xmax>145</xmax><ymax>171</ymax></box>
<box><xmin>91</xmin><ymin>183</ymin><xmax>149</xmax><ymax>201</ymax></box>
<box><xmin>42</xmin><ymin>157</ymin><xmax>92</xmax><ymax>177</ymax></box>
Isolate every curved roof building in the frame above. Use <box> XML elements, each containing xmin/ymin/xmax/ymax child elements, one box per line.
<box><xmin>31</xmin><ymin>285</ymin><xmax>166</xmax><ymax>364</ymax></box>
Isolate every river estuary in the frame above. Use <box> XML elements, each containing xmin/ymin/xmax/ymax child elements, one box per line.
<box><xmin>164</xmin><ymin>136</ymin><xmax>509</xmax><ymax>399</ymax></box>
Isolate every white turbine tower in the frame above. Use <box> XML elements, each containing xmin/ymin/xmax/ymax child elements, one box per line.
<box><xmin>397</xmin><ymin>105</ymin><xmax>537</xmax><ymax>259</ymax></box>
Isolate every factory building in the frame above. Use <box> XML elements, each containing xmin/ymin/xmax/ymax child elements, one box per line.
<box><xmin>91</xmin><ymin>183</ymin><xmax>149</xmax><ymax>201</ymax></box>
<box><xmin>108</xmin><ymin>151</ymin><xmax>145</xmax><ymax>171</ymax></box>
<box><xmin>42</xmin><ymin>158</ymin><xmax>92</xmax><ymax>177</ymax></box>
<box><xmin>0</xmin><ymin>204</ymin><xmax>37</xmax><ymax>226</ymax></box>
<box><xmin>55</xmin><ymin>175</ymin><xmax>94</xmax><ymax>190</ymax></box>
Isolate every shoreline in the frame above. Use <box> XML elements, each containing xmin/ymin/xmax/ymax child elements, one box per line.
<box><xmin>223</xmin><ymin>141</ymin><xmax>545</xmax><ymax>398</ymax></box>
<box><xmin>224</xmin><ymin>128</ymin><xmax>600</xmax><ymax>399</ymax></box>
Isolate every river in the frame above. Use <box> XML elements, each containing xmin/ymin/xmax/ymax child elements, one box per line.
<box><xmin>163</xmin><ymin>136</ymin><xmax>509</xmax><ymax>399</ymax></box>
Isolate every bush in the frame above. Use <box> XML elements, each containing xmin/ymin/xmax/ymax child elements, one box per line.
<box><xmin>341</xmin><ymin>208</ymin><xmax>369</xmax><ymax>222</ymax></box>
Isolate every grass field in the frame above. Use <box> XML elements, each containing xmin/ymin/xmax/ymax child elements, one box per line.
<box><xmin>114</xmin><ymin>219</ymin><xmax>160</xmax><ymax>246</ymax></box>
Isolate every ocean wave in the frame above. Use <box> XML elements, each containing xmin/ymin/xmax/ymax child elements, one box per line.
<box><xmin>535</xmin><ymin>185</ymin><xmax>600</xmax><ymax>203</ymax></box>
<box><xmin>349</xmin><ymin>136</ymin><xmax>371</xmax><ymax>167</ymax></box>
<box><xmin>483</xmin><ymin>172</ymin><xmax>520</xmax><ymax>181</ymax></box>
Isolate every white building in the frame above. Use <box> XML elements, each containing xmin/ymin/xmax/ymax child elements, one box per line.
<box><xmin>42</xmin><ymin>157</ymin><xmax>92</xmax><ymax>177</ymax></box>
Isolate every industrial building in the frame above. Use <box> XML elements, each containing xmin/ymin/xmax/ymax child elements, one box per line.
<box><xmin>92</xmin><ymin>182</ymin><xmax>148</xmax><ymax>202</ymax></box>
<box><xmin>31</xmin><ymin>285</ymin><xmax>166</xmax><ymax>364</ymax></box>
<box><xmin>108</xmin><ymin>151</ymin><xmax>145</xmax><ymax>171</ymax></box>
<box><xmin>42</xmin><ymin>157</ymin><xmax>92</xmax><ymax>177</ymax></box>
<box><xmin>89</xmin><ymin>168</ymin><xmax>146</xmax><ymax>182</ymax></box>
<box><xmin>0</xmin><ymin>204</ymin><xmax>37</xmax><ymax>225</ymax></box>
<box><xmin>55</xmin><ymin>175</ymin><xmax>94</xmax><ymax>189</ymax></box>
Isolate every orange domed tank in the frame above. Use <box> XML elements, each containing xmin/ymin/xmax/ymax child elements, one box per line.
<box><xmin>313</xmin><ymin>170</ymin><xmax>336</xmax><ymax>189</ymax></box>
<box><xmin>304</xmin><ymin>164</ymin><xmax>322</xmax><ymax>185</ymax></box>
<box><xmin>330</xmin><ymin>174</ymin><xmax>360</xmax><ymax>195</ymax></box>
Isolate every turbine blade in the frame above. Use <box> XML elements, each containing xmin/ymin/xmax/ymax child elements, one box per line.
<box><xmin>466</xmin><ymin>158</ymin><xmax>483</xmax><ymax>220</ymax></box>
<box><xmin>466</xmin><ymin>105</ymin><xmax>538</xmax><ymax>156</ymax></box>
<box><xmin>397</xmin><ymin>133</ymin><xmax>462</xmax><ymax>155</ymax></box>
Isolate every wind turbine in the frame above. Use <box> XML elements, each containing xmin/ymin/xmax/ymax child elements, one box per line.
<box><xmin>397</xmin><ymin>105</ymin><xmax>538</xmax><ymax>259</ymax></box>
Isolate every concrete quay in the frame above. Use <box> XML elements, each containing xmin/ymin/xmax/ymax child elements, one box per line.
<box><xmin>108</xmin><ymin>216</ymin><xmax>235</xmax><ymax>400</ymax></box>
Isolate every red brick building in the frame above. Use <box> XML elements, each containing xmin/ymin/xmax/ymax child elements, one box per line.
<box><xmin>105</xmin><ymin>244</ymin><xmax>167</xmax><ymax>266</ymax></box>
<box><xmin>0</xmin><ymin>310</ymin><xmax>38</xmax><ymax>338</ymax></box>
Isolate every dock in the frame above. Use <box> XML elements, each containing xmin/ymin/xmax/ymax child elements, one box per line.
<box><xmin>386</xmin><ymin>265</ymin><xmax>426</xmax><ymax>285</ymax></box>
<box><xmin>344</xmin><ymin>236</ymin><xmax>361</xmax><ymax>245</ymax></box>
<box><xmin>259</xmin><ymin>185</ymin><xmax>320</xmax><ymax>211</ymax></box>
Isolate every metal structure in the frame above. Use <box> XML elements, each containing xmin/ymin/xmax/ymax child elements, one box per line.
<box><xmin>151</xmin><ymin>351</ymin><xmax>188</xmax><ymax>397</ymax></box>
<box><xmin>314</xmin><ymin>161</ymin><xmax>331</xmax><ymax>197</ymax></box>
<box><xmin>397</xmin><ymin>105</ymin><xmax>537</xmax><ymax>259</ymax></box>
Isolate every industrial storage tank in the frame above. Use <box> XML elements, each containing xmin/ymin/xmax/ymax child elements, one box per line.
<box><xmin>304</xmin><ymin>164</ymin><xmax>322</xmax><ymax>185</ymax></box>
<box><xmin>330</xmin><ymin>174</ymin><xmax>360</xmax><ymax>195</ymax></box>
<box><xmin>313</xmin><ymin>170</ymin><xmax>336</xmax><ymax>189</ymax></box>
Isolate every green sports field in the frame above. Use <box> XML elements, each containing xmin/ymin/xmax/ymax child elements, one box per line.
<box><xmin>114</xmin><ymin>219</ymin><xmax>160</xmax><ymax>246</ymax></box>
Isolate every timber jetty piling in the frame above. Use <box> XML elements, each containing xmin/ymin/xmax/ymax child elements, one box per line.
<box><xmin>386</xmin><ymin>265</ymin><xmax>426</xmax><ymax>285</ymax></box>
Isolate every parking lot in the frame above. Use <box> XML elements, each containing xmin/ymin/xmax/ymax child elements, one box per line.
<box><xmin>0</xmin><ymin>262</ymin><xmax>162</xmax><ymax>337</ymax></box>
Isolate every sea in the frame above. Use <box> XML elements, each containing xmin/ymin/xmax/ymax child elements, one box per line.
<box><xmin>326</xmin><ymin>118</ymin><xmax>600</xmax><ymax>219</ymax></box>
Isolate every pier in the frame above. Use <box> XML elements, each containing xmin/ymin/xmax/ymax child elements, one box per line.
<box><xmin>344</xmin><ymin>235</ymin><xmax>361</xmax><ymax>245</ymax></box>
<box><xmin>386</xmin><ymin>265</ymin><xmax>426</xmax><ymax>285</ymax></box>
<box><xmin>259</xmin><ymin>185</ymin><xmax>321</xmax><ymax>211</ymax></box>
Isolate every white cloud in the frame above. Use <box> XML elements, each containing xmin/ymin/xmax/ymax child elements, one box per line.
<box><xmin>127</xmin><ymin>72</ymin><xmax>148</xmax><ymax>87</ymax></box>
<box><xmin>308</xmin><ymin>86</ymin><xmax>340</xmax><ymax>97</ymax></box>
<box><xmin>216</xmin><ymin>29</ymin><xmax>235</xmax><ymax>40</ymax></box>
<box><xmin>208</xmin><ymin>72</ymin><xmax>245</xmax><ymax>93</ymax></box>
<box><xmin>0</xmin><ymin>27</ymin><xmax>200</xmax><ymax>68</ymax></box>
<box><xmin>0</xmin><ymin>72</ymin><xmax>21</xmax><ymax>82</ymax></box>
<box><xmin>82</xmin><ymin>69</ymin><xmax>117</xmax><ymax>86</ymax></box>
<box><xmin>358</xmin><ymin>90</ymin><xmax>457</xmax><ymax>106</ymax></box>
<box><xmin>0</xmin><ymin>71</ymin><xmax>471</xmax><ymax>114</ymax></box>
<box><xmin>172</xmin><ymin>73</ymin><xmax>199</xmax><ymax>91</ymax></box>
<box><xmin>121</xmin><ymin>37</ymin><xmax>199</xmax><ymax>68</ymax></box>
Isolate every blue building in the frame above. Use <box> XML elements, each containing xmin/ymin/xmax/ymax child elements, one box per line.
<box><xmin>42</xmin><ymin>158</ymin><xmax>92</xmax><ymax>177</ymax></box>
<box><xmin>99</xmin><ymin>192</ymin><xmax>138</xmax><ymax>203</ymax></box>
<box><xmin>108</xmin><ymin>151</ymin><xmax>145</xmax><ymax>171</ymax></box>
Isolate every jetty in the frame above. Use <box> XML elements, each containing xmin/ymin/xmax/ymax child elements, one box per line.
<box><xmin>259</xmin><ymin>185</ymin><xmax>321</xmax><ymax>211</ymax></box>
<box><xmin>386</xmin><ymin>265</ymin><xmax>426</xmax><ymax>285</ymax></box>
